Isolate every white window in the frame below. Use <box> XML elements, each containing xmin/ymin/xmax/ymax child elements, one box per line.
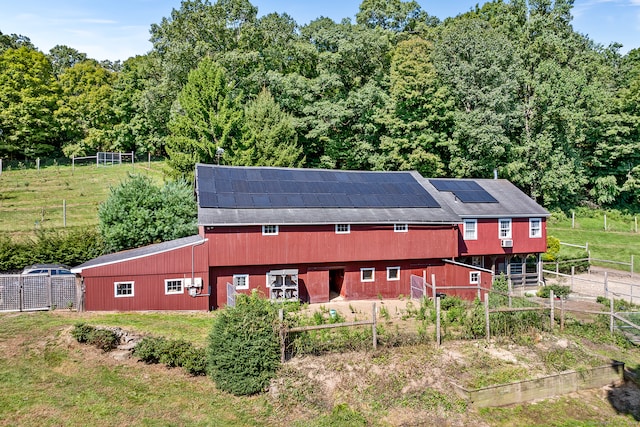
<box><xmin>464</xmin><ymin>219</ymin><xmax>477</xmax><ymax>240</ymax></box>
<box><xmin>165</xmin><ymin>279</ymin><xmax>184</xmax><ymax>295</ymax></box>
<box><xmin>361</xmin><ymin>268</ymin><xmax>375</xmax><ymax>282</ymax></box>
<box><xmin>262</xmin><ymin>225</ymin><xmax>278</xmax><ymax>235</ymax></box>
<box><xmin>499</xmin><ymin>218</ymin><xmax>512</xmax><ymax>239</ymax></box>
<box><xmin>387</xmin><ymin>266</ymin><xmax>400</xmax><ymax>281</ymax></box>
<box><xmin>394</xmin><ymin>224</ymin><xmax>408</xmax><ymax>232</ymax></box>
<box><xmin>233</xmin><ymin>274</ymin><xmax>249</xmax><ymax>290</ymax></box>
<box><xmin>335</xmin><ymin>224</ymin><xmax>350</xmax><ymax>234</ymax></box>
<box><xmin>529</xmin><ymin>218</ymin><xmax>542</xmax><ymax>238</ymax></box>
<box><xmin>470</xmin><ymin>271</ymin><xmax>480</xmax><ymax>285</ymax></box>
<box><xmin>114</xmin><ymin>281</ymin><xmax>134</xmax><ymax>298</ymax></box>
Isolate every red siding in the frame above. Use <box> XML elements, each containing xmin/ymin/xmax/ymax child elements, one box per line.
<box><xmin>82</xmin><ymin>242</ymin><xmax>210</xmax><ymax>311</ymax></box>
<box><xmin>459</xmin><ymin>218</ymin><xmax>546</xmax><ymax>256</ymax></box>
<box><xmin>205</xmin><ymin>224</ymin><xmax>458</xmax><ymax>267</ymax></box>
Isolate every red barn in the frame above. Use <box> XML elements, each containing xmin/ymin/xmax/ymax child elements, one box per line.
<box><xmin>72</xmin><ymin>164</ymin><xmax>549</xmax><ymax>311</ymax></box>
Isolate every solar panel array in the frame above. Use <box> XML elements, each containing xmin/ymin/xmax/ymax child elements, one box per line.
<box><xmin>429</xmin><ymin>179</ymin><xmax>498</xmax><ymax>203</ymax></box>
<box><xmin>197</xmin><ymin>165</ymin><xmax>441</xmax><ymax>209</ymax></box>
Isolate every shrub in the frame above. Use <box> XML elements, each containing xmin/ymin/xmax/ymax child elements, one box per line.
<box><xmin>158</xmin><ymin>339</ymin><xmax>193</xmax><ymax>368</ymax></box>
<box><xmin>71</xmin><ymin>323</ymin><xmax>95</xmax><ymax>343</ymax></box>
<box><xmin>207</xmin><ymin>291</ymin><xmax>281</xmax><ymax>395</ymax></box>
<box><xmin>70</xmin><ymin>323</ymin><xmax>119</xmax><ymax>352</ymax></box>
<box><xmin>538</xmin><ymin>284</ymin><xmax>571</xmax><ymax>298</ymax></box>
<box><xmin>133</xmin><ymin>336</ymin><xmax>167</xmax><ymax>364</ymax></box>
<box><xmin>180</xmin><ymin>346</ymin><xmax>207</xmax><ymax>376</ymax></box>
<box><xmin>90</xmin><ymin>329</ymin><xmax>120</xmax><ymax>352</ymax></box>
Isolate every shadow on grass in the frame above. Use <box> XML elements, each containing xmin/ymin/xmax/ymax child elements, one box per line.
<box><xmin>607</xmin><ymin>363</ymin><xmax>640</xmax><ymax>421</ymax></box>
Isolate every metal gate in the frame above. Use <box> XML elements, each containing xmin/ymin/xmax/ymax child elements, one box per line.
<box><xmin>0</xmin><ymin>274</ymin><xmax>77</xmax><ymax>312</ymax></box>
<box><xmin>226</xmin><ymin>282</ymin><xmax>236</xmax><ymax>308</ymax></box>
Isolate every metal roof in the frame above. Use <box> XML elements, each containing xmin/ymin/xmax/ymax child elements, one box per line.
<box><xmin>425</xmin><ymin>178</ymin><xmax>550</xmax><ymax>218</ymax></box>
<box><xmin>196</xmin><ymin>164</ymin><xmax>460</xmax><ymax>225</ymax></box>
<box><xmin>71</xmin><ymin>235</ymin><xmax>205</xmax><ymax>273</ymax></box>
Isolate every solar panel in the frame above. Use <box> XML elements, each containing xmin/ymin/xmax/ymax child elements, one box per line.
<box><xmin>198</xmin><ymin>166</ymin><xmax>441</xmax><ymax>209</ymax></box>
<box><xmin>429</xmin><ymin>179</ymin><xmax>498</xmax><ymax>203</ymax></box>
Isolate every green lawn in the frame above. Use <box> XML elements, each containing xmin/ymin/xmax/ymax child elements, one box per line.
<box><xmin>0</xmin><ymin>162</ymin><xmax>167</xmax><ymax>239</ymax></box>
<box><xmin>548</xmin><ymin>212</ymin><xmax>640</xmax><ymax>274</ymax></box>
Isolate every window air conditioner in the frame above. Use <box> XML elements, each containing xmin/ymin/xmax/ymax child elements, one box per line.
<box><xmin>501</xmin><ymin>239</ymin><xmax>513</xmax><ymax>248</ymax></box>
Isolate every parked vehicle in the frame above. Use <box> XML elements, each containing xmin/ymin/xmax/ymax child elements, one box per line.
<box><xmin>22</xmin><ymin>264</ymin><xmax>74</xmax><ymax>276</ymax></box>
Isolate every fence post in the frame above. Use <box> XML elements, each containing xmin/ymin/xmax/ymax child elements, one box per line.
<box><xmin>560</xmin><ymin>297</ymin><xmax>565</xmax><ymax>332</ymax></box>
<box><xmin>604</xmin><ymin>213</ymin><xmax>607</xmax><ymax>231</ymax></box>
<box><xmin>550</xmin><ymin>290</ymin><xmax>554</xmax><ymax>332</ymax></box>
<box><xmin>636</xmin><ymin>216</ymin><xmax>638</xmax><ymax>233</ymax></box>
<box><xmin>279</xmin><ymin>309</ymin><xmax>285</xmax><ymax>363</ymax></box>
<box><xmin>570</xmin><ymin>266</ymin><xmax>575</xmax><ymax>292</ymax></box>
<box><xmin>484</xmin><ymin>293</ymin><xmax>490</xmax><ymax>341</ymax></box>
<box><xmin>436</xmin><ymin>297</ymin><xmax>441</xmax><ymax>347</ymax></box>
<box><xmin>507</xmin><ymin>278</ymin><xmax>512</xmax><ymax>308</ymax></box>
<box><xmin>47</xmin><ymin>275</ymin><xmax>52</xmax><ymax>309</ymax></box>
<box><xmin>572</xmin><ymin>211</ymin><xmax>575</xmax><ymax>228</ymax></box>
<box><xmin>610</xmin><ymin>298</ymin><xmax>614</xmax><ymax>335</ymax></box>
<box><xmin>431</xmin><ymin>273</ymin><xmax>437</xmax><ymax>299</ymax></box>
<box><xmin>555</xmin><ymin>261</ymin><xmax>559</xmax><ymax>278</ymax></box>
<box><xmin>372</xmin><ymin>303</ymin><xmax>377</xmax><ymax>350</ymax></box>
<box><xmin>0</xmin><ymin>158</ymin><xmax>2</xmax><ymax>176</ymax></box>
<box><xmin>604</xmin><ymin>272</ymin><xmax>609</xmax><ymax>298</ymax></box>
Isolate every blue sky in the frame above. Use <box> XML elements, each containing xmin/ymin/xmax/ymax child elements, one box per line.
<box><xmin>0</xmin><ymin>0</ymin><xmax>639</xmax><ymax>61</ymax></box>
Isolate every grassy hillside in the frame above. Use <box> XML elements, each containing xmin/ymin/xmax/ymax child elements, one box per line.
<box><xmin>547</xmin><ymin>211</ymin><xmax>640</xmax><ymax>274</ymax></box>
<box><xmin>0</xmin><ymin>309</ymin><xmax>638</xmax><ymax>426</ymax></box>
<box><xmin>0</xmin><ymin>161</ymin><xmax>167</xmax><ymax>239</ymax></box>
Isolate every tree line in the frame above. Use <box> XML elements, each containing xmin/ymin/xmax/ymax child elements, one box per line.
<box><xmin>1</xmin><ymin>0</ymin><xmax>639</xmax><ymax>211</ymax></box>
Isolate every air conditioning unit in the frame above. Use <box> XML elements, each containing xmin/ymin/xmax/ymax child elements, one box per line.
<box><xmin>501</xmin><ymin>239</ymin><xmax>513</xmax><ymax>248</ymax></box>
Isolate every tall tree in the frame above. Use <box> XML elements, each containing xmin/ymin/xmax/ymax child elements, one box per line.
<box><xmin>166</xmin><ymin>57</ymin><xmax>242</xmax><ymax>178</ymax></box>
<box><xmin>47</xmin><ymin>45</ymin><xmax>87</xmax><ymax>76</ymax></box>
<box><xmin>232</xmin><ymin>88</ymin><xmax>304</xmax><ymax>167</ymax></box>
<box><xmin>55</xmin><ymin>60</ymin><xmax>117</xmax><ymax>156</ymax></box>
<box><xmin>372</xmin><ymin>37</ymin><xmax>452</xmax><ymax>176</ymax></box>
<box><xmin>0</xmin><ymin>47</ymin><xmax>60</xmax><ymax>158</ymax></box>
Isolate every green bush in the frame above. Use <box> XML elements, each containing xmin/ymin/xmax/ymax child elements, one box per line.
<box><xmin>537</xmin><ymin>284</ymin><xmax>571</xmax><ymax>298</ymax></box>
<box><xmin>71</xmin><ymin>323</ymin><xmax>95</xmax><ymax>343</ymax></box>
<box><xmin>133</xmin><ymin>336</ymin><xmax>167</xmax><ymax>364</ymax></box>
<box><xmin>90</xmin><ymin>329</ymin><xmax>120</xmax><ymax>352</ymax></box>
<box><xmin>158</xmin><ymin>339</ymin><xmax>193</xmax><ymax>368</ymax></box>
<box><xmin>70</xmin><ymin>323</ymin><xmax>119</xmax><ymax>352</ymax></box>
<box><xmin>207</xmin><ymin>291</ymin><xmax>281</xmax><ymax>396</ymax></box>
<box><xmin>0</xmin><ymin>229</ymin><xmax>103</xmax><ymax>272</ymax></box>
<box><xmin>180</xmin><ymin>346</ymin><xmax>207</xmax><ymax>376</ymax></box>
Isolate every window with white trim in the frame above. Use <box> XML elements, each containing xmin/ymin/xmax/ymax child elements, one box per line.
<box><xmin>387</xmin><ymin>266</ymin><xmax>400</xmax><ymax>281</ymax></box>
<box><xmin>469</xmin><ymin>271</ymin><xmax>480</xmax><ymax>285</ymax></box>
<box><xmin>165</xmin><ymin>279</ymin><xmax>184</xmax><ymax>295</ymax></box>
<box><xmin>361</xmin><ymin>268</ymin><xmax>375</xmax><ymax>282</ymax></box>
<box><xmin>394</xmin><ymin>224</ymin><xmax>408</xmax><ymax>232</ymax></box>
<box><xmin>233</xmin><ymin>274</ymin><xmax>249</xmax><ymax>290</ymax></box>
<box><xmin>115</xmin><ymin>281</ymin><xmax>134</xmax><ymax>297</ymax></box>
<box><xmin>499</xmin><ymin>218</ymin><xmax>512</xmax><ymax>239</ymax></box>
<box><xmin>464</xmin><ymin>219</ymin><xmax>477</xmax><ymax>240</ymax></box>
<box><xmin>335</xmin><ymin>224</ymin><xmax>350</xmax><ymax>234</ymax></box>
<box><xmin>262</xmin><ymin>225</ymin><xmax>278</xmax><ymax>235</ymax></box>
<box><xmin>529</xmin><ymin>218</ymin><xmax>542</xmax><ymax>238</ymax></box>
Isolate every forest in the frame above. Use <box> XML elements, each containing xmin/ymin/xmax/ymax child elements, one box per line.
<box><xmin>0</xmin><ymin>0</ymin><xmax>639</xmax><ymax>211</ymax></box>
